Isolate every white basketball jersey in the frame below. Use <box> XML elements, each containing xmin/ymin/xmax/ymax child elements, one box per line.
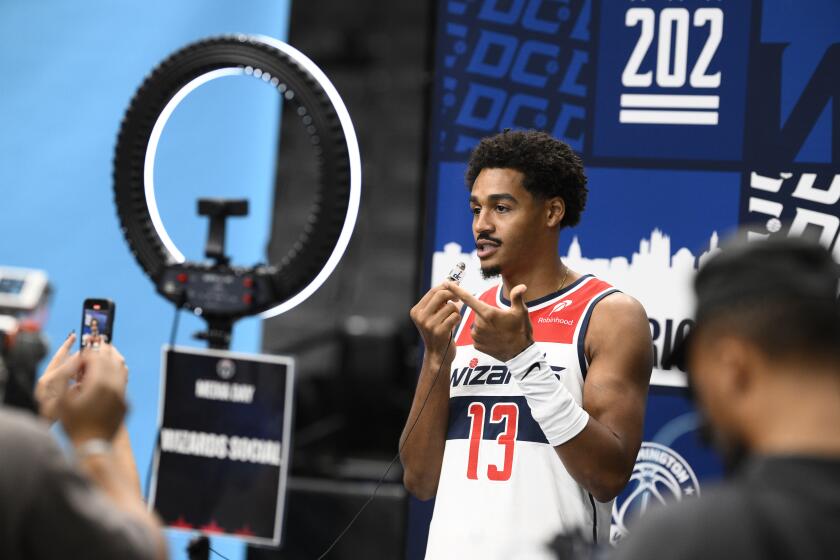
<box><xmin>425</xmin><ymin>275</ymin><xmax>618</xmax><ymax>560</ymax></box>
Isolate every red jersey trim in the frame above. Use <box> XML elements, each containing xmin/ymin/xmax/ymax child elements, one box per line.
<box><xmin>455</xmin><ymin>276</ymin><xmax>618</xmax><ymax>347</ymax></box>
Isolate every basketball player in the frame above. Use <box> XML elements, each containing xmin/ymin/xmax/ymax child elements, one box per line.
<box><xmin>400</xmin><ymin>130</ymin><xmax>653</xmax><ymax>558</ymax></box>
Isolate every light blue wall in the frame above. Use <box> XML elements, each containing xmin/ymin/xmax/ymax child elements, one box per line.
<box><xmin>0</xmin><ymin>1</ymin><xmax>290</xmax><ymax>558</ymax></box>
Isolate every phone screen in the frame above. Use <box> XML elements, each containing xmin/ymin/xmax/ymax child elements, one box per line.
<box><xmin>81</xmin><ymin>300</ymin><xmax>114</xmax><ymax>348</ymax></box>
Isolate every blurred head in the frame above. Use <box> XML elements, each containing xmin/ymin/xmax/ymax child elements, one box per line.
<box><xmin>90</xmin><ymin>318</ymin><xmax>99</xmax><ymax>333</ymax></box>
<box><xmin>465</xmin><ymin>130</ymin><xmax>587</xmax><ymax>279</ymax></box>
<box><xmin>682</xmin><ymin>236</ymin><xmax>840</xmax><ymax>462</ymax></box>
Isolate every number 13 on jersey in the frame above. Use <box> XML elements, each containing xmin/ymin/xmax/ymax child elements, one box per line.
<box><xmin>466</xmin><ymin>402</ymin><xmax>519</xmax><ymax>481</ymax></box>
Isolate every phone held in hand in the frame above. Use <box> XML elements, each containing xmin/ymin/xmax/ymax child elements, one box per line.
<box><xmin>80</xmin><ymin>299</ymin><xmax>116</xmax><ymax>349</ymax></box>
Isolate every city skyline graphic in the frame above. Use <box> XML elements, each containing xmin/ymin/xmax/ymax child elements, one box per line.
<box><xmin>432</xmin><ymin>229</ymin><xmax>721</xmax><ymax>386</ymax></box>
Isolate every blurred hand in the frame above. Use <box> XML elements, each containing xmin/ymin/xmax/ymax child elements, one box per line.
<box><xmin>410</xmin><ymin>284</ymin><xmax>462</xmax><ymax>363</ymax></box>
<box><xmin>35</xmin><ymin>331</ymin><xmax>81</xmax><ymax>422</ymax></box>
<box><xmin>58</xmin><ymin>343</ymin><xmax>129</xmax><ymax>445</ymax></box>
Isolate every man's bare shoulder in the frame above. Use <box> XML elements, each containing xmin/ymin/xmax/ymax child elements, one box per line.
<box><xmin>586</xmin><ymin>292</ymin><xmax>650</xmax><ymax>358</ymax></box>
<box><xmin>592</xmin><ymin>291</ymin><xmax>647</xmax><ymax>326</ymax></box>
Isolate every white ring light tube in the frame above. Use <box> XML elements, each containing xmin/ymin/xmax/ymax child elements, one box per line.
<box><xmin>140</xmin><ymin>37</ymin><xmax>362</xmax><ymax>318</ymax></box>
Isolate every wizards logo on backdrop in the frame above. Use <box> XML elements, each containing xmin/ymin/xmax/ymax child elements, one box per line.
<box><xmin>610</xmin><ymin>387</ymin><xmax>722</xmax><ymax>544</ymax></box>
<box><xmin>592</xmin><ymin>0</ymin><xmax>751</xmax><ymax>162</ymax></box>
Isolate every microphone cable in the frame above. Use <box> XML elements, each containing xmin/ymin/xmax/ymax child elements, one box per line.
<box><xmin>316</xmin><ymin>263</ymin><xmax>465</xmax><ymax>559</ymax></box>
<box><xmin>316</xmin><ymin>335</ymin><xmax>453</xmax><ymax>559</ymax></box>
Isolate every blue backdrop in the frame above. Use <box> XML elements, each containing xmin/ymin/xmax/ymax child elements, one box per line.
<box><xmin>0</xmin><ymin>2</ymin><xmax>290</xmax><ymax>558</ymax></box>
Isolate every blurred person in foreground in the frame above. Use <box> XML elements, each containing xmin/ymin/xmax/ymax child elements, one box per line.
<box><xmin>613</xmin><ymin>235</ymin><xmax>840</xmax><ymax>560</ymax></box>
<box><xmin>1</xmin><ymin>332</ymin><xmax>166</xmax><ymax>559</ymax></box>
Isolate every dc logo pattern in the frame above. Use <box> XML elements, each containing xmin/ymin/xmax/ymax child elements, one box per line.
<box><xmin>611</xmin><ymin>442</ymin><xmax>701</xmax><ymax>544</ymax></box>
<box><xmin>436</xmin><ymin>0</ymin><xmax>593</xmax><ymax>156</ymax></box>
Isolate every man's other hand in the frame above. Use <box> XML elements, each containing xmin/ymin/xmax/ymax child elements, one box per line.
<box><xmin>447</xmin><ymin>282</ymin><xmax>533</xmax><ymax>362</ymax></box>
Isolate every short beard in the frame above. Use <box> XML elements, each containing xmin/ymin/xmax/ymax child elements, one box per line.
<box><xmin>480</xmin><ymin>266</ymin><xmax>502</xmax><ymax>280</ymax></box>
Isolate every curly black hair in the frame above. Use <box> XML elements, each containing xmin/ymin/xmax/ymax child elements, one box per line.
<box><xmin>465</xmin><ymin>130</ymin><xmax>588</xmax><ymax>228</ymax></box>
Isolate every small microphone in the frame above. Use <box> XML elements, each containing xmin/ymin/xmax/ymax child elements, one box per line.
<box><xmin>447</xmin><ymin>262</ymin><xmax>466</xmax><ymax>285</ymax></box>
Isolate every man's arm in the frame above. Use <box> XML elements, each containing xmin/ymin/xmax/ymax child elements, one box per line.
<box><xmin>0</xmin><ymin>406</ymin><xmax>163</xmax><ymax>560</ymax></box>
<box><xmin>36</xmin><ymin>336</ymin><xmax>145</xmax><ymax>499</ymax></box>
<box><xmin>59</xmin><ymin>345</ymin><xmax>167</xmax><ymax>560</ymax></box>
<box><xmin>110</xmin><ymin>425</ymin><xmax>144</xmax><ymax>498</ymax></box>
<box><xmin>554</xmin><ymin>293</ymin><xmax>652</xmax><ymax>501</ymax></box>
<box><xmin>399</xmin><ymin>284</ymin><xmax>461</xmax><ymax>500</ymax></box>
<box><xmin>100</xmin><ymin>346</ymin><xmax>144</xmax><ymax>499</ymax></box>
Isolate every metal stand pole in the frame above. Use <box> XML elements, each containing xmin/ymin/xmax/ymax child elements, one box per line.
<box><xmin>187</xmin><ymin>534</ymin><xmax>210</xmax><ymax>560</ymax></box>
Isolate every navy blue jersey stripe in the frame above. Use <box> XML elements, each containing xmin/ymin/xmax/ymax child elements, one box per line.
<box><xmin>577</xmin><ymin>289</ymin><xmax>619</xmax><ymax>379</ymax></box>
<box><xmin>498</xmin><ymin>275</ymin><xmax>593</xmax><ymax>308</ymax></box>
<box><xmin>453</xmin><ymin>302</ymin><xmax>469</xmax><ymax>340</ymax></box>
<box><xmin>447</xmin><ymin>395</ymin><xmax>549</xmax><ymax>444</ymax></box>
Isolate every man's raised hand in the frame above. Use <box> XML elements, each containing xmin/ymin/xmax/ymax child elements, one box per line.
<box><xmin>446</xmin><ymin>282</ymin><xmax>533</xmax><ymax>362</ymax></box>
<box><xmin>58</xmin><ymin>343</ymin><xmax>129</xmax><ymax>446</ymax></box>
<box><xmin>35</xmin><ymin>331</ymin><xmax>82</xmax><ymax>422</ymax></box>
<box><xmin>410</xmin><ymin>284</ymin><xmax>462</xmax><ymax>362</ymax></box>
